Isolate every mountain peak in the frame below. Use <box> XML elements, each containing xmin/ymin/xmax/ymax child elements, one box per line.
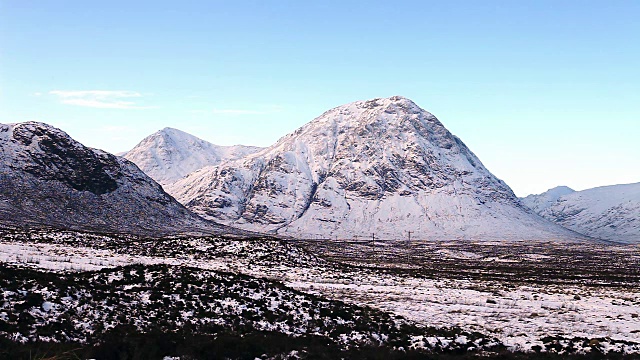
<box><xmin>267</xmin><ymin>96</ymin><xmax>454</xmax><ymax>166</ymax></box>
<box><xmin>355</xmin><ymin>95</ymin><xmax>416</xmax><ymax>107</ymax></box>
<box><xmin>124</xmin><ymin>128</ymin><xmax>262</xmax><ymax>185</ymax></box>
<box><xmin>166</xmin><ymin>98</ymin><xmax>582</xmax><ymax>241</ymax></box>
<box><xmin>6</xmin><ymin>121</ymin><xmax>75</xmax><ymax>146</ymax></box>
<box><xmin>142</xmin><ymin>127</ymin><xmax>194</xmax><ymax>144</ymax></box>
<box><xmin>546</xmin><ymin>185</ymin><xmax>575</xmax><ymax>194</ymax></box>
<box><xmin>321</xmin><ymin>96</ymin><xmax>426</xmax><ymax>119</ymax></box>
<box><xmin>521</xmin><ymin>186</ymin><xmax>576</xmax><ymax>214</ymax></box>
<box><xmin>9</xmin><ymin>121</ymin><xmax>61</xmax><ymax>130</ymax></box>
<box><xmin>348</xmin><ymin>95</ymin><xmax>416</xmax><ymax>107</ymax></box>
<box><xmin>158</xmin><ymin>127</ymin><xmax>189</xmax><ymax>136</ymax></box>
<box><xmin>0</xmin><ymin>121</ymin><xmax>226</xmax><ymax>236</ymax></box>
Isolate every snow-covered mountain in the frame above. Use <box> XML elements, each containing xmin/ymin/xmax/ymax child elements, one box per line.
<box><xmin>522</xmin><ymin>183</ymin><xmax>640</xmax><ymax>243</ymax></box>
<box><xmin>167</xmin><ymin>96</ymin><xmax>583</xmax><ymax>241</ymax></box>
<box><xmin>521</xmin><ymin>186</ymin><xmax>575</xmax><ymax>213</ymax></box>
<box><xmin>0</xmin><ymin>122</ymin><xmax>229</xmax><ymax>236</ymax></box>
<box><xmin>123</xmin><ymin>127</ymin><xmax>262</xmax><ymax>185</ymax></box>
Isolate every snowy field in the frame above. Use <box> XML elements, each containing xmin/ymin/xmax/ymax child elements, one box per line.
<box><xmin>1</xmin><ymin>229</ymin><xmax>639</xmax><ymax>355</ymax></box>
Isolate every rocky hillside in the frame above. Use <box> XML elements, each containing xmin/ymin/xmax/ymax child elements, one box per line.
<box><xmin>0</xmin><ymin>122</ymin><xmax>229</xmax><ymax>236</ymax></box>
<box><xmin>166</xmin><ymin>96</ymin><xmax>584</xmax><ymax>241</ymax></box>
<box><xmin>522</xmin><ymin>183</ymin><xmax>640</xmax><ymax>243</ymax></box>
<box><xmin>124</xmin><ymin>127</ymin><xmax>262</xmax><ymax>185</ymax></box>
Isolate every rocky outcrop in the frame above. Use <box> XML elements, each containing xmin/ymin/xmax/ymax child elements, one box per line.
<box><xmin>0</xmin><ymin>122</ymin><xmax>230</xmax><ymax>236</ymax></box>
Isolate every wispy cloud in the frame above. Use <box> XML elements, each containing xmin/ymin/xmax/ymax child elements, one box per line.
<box><xmin>49</xmin><ymin>90</ymin><xmax>153</xmax><ymax>109</ymax></box>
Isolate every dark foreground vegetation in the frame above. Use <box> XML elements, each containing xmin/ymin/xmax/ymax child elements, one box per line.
<box><xmin>2</xmin><ymin>333</ymin><xmax>639</xmax><ymax>360</ymax></box>
<box><xmin>1</xmin><ymin>263</ymin><xmax>637</xmax><ymax>359</ymax></box>
<box><xmin>0</xmin><ymin>264</ymin><xmax>510</xmax><ymax>359</ymax></box>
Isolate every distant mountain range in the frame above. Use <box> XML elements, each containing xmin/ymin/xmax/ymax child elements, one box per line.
<box><xmin>0</xmin><ymin>122</ymin><xmax>232</xmax><ymax>236</ymax></box>
<box><xmin>2</xmin><ymin>97</ymin><xmax>635</xmax><ymax>243</ymax></box>
<box><xmin>522</xmin><ymin>183</ymin><xmax>640</xmax><ymax>243</ymax></box>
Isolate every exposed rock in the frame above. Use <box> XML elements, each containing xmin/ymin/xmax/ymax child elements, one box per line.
<box><xmin>0</xmin><ymin>122</ymin><xmax>232</xmax><ymax>236</ymax></box>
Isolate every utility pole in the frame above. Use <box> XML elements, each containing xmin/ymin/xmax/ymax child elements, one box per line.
<box><xmin>408</xmin><ymin>232</ymin><xmax>412</xmax><ymax>265</ymax></box>
<box><xmin>407</xmin><ymin>231</ymin><xmax>413</xmax><ymax>265</ymax></box>
<box><xmin>372</xmin><ymin>233</ymin><xmax>376</xmax><ymax>262</ymax></box>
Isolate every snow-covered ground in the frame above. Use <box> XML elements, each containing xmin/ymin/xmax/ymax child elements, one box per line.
<box><xmin>289</xmin><ymin>274</ymin><xmax>640</xmax><ymax>353</ymax></box>
<box><xmin>1</xmin><ymin>231</ymin><xmax>638</xmax><ymax>355</ymax></box>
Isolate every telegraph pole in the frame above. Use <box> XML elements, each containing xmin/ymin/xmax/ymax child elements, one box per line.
<box><xmin>372</xmin><ymin>233</ymin><xmax>376</xmax><ymax>261</ymax></box>
<box><xmin>406</xmin><ymin>231</ymin><xmax>413</xmax><ymax>265</ymax></box>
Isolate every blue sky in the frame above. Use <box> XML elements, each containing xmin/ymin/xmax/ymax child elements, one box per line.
<box><xmin>1</xmin><ymin>1</ymin><xmax>639</xmax><ymax>196</ymax></box>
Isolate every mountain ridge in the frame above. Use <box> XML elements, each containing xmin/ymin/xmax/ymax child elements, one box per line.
<box><xmin>522</xmin><ymin>183</ymin><xmax>640</xmax><ymax>243</ymax></box>
<box><xmin>0</xmin><ymin>121</ymin><xmax>231</xmax><ymax>236</ymax></box>
<box><xmin>521</xmin><ymin>186</ymin><xmax>575</xmax><ymax>213</ymax></box>
<box><xmin>123</xmin><ymin>127</ymin><xmax>262</xmax><ymax>185</ymax></box>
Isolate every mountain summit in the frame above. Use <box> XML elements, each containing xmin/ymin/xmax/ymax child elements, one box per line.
<box><xmin>124</xmin><ymin>127</ymin><xmax>262</xmax><ymax>185</ymax></box>
<box><xmin>0</xmin><ymin>122</ymin><xmax>227</xmax><ymax>236</ymax></box>
<box><xmin>166</xmin><ymin>96</ymin><xmax>581</xmax><ymax>240</ymax></box>
<box><xmin>521</xmin><ymin>186</ymin><xmax>575</xmax><ymax>213</ymax></box>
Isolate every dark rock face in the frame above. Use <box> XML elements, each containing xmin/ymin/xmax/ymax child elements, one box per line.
<box><xmin>0</xmin><ymin>122</ymin><xmax>231</xmax><ymax>236</ymax></box>
<box><xmin>11</xmin><ymin>125</ymin><xmax>119</xmax><ymax>195</ymax></box>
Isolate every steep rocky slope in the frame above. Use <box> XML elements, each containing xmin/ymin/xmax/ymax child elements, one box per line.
<box><xmin>0</xmin><ymin>122</ymin><xmax>228</xmax><ymax>236</ymax></box>
<box><xmin>124</xmin><ymin>127</ymin><xmax>261</xmax><ymax>185</ymax></box>
<box><xmin>167</xmin><ymin>96</ymin><xmax>583</xmax><ymax>241</ymax></box>
<box><xmin>523</xmin><ymin>183</ymin><xmax>640</xmax><ymax>243</ymax></box>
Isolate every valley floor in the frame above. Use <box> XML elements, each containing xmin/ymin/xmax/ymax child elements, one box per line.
<box><xmin>0</xmin><ymin>229</ymin><xmax>639</xmax><ymax>358</ymax></box>
<box><xmin>295</xmin><ymin>239</ymin><xmax>640</xmax><ymax>353</ymax></box>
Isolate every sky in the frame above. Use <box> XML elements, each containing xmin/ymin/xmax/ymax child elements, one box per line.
<box><xmin>1</xmin><ymin>1</ymin><xmax>638</xmax><ymax>197</ymax></box>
